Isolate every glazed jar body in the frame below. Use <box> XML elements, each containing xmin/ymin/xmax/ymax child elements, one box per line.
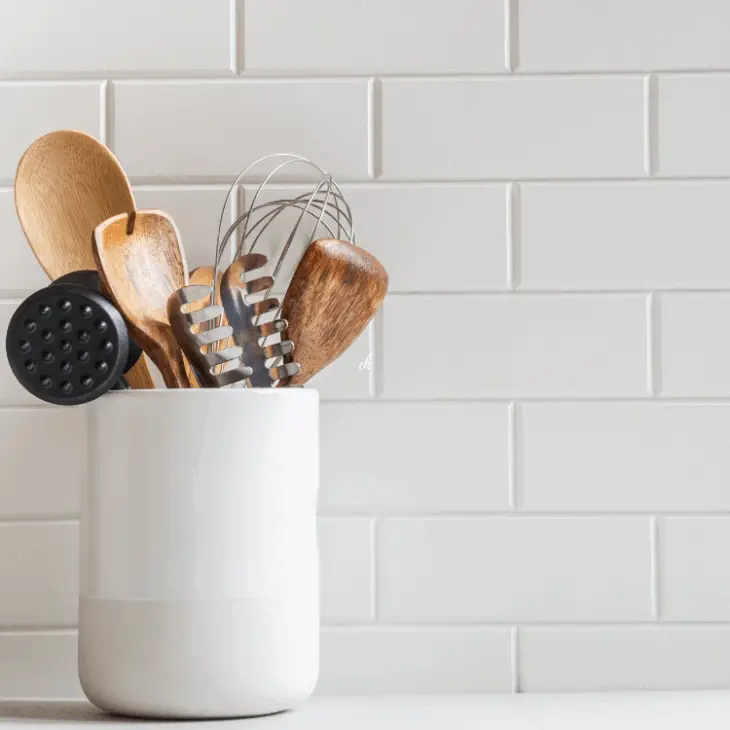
<box><xmin>79</xmin><ymin>389</ymin><xmax>320</xmax><ymax>719</ymax></box>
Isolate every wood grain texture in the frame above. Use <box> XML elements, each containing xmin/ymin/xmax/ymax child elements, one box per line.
<box><xmin>280</xmin><ymin>239</ymin><xmax>388</xmax><ymax>386</ymax></box>
<box><xmin>94</xmin><ymin>210</ymin><xmax>191</xmax><ymax>389</ymax></box>
<box><xmin>14</xmin><ymin>129</ymin><xmax>155</xmax><ymax>390</ymax></box>
<box><xmin>184</xmin><ymin>266</ymin><xmax>231</xmax><ymax>387</ymax></box>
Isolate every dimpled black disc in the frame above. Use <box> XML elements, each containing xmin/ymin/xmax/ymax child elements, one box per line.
<box><xmin>5</xmin><ymin>283</ymin><xmax>129</xmax><ymax>406</ymax></box>
<box><xmin>51</xmin><ymin>270</ymin><xmax>143</xmax><ymax>374</ymax></box>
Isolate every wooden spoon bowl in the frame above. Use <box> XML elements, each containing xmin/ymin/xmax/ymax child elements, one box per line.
<box><xmin>14</xmin><ymin>130</ymin><xmax>155</xmax><ymax>389</ymax></box>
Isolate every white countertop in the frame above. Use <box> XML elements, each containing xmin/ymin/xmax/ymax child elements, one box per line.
<box><xmin>1</xmin><ymin>693</ymin><xmax>729</xmax><ymax>728</ymax></box>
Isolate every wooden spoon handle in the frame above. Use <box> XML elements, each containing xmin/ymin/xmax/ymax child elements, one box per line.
<box><xmin>125</xmin><ymin>357</ymin><xmax>156</xmax><ymax>389</ymax></box>
<box><xmin>152</xmin><ymin>344</ymin><xmax>191</xmax><ymax>389</ymax></box>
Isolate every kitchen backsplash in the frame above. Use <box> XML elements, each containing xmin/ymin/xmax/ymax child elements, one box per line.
<box><xmin>3</xmin><ymin>0</ymin><xmax>730</xmax><ymax>697</ymax></box>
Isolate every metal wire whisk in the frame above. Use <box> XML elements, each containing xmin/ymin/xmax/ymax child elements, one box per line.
<box><xmin>210</xmin><ymin>154</ymin><xmax>356</xmax><ymax>385</ymax></box>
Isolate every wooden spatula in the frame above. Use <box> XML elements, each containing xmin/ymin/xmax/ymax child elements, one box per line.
<box><xmin>14</xmin><ymin>130</ymin><xmax>155</xmax><ymax>390</ymax></box>
<box><xmin>279</xmin><ymin>239</ymin><xmax>388</xmax><ymax>386</ymax></box>
<box><xmin>94</xmin><ymin>210</ymin><xmax>191</xmax><ymax>389</ymax></box>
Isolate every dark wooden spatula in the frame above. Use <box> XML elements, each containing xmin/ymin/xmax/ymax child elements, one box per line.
<box><xmin>278</xmin><ymin>239</ymin><xmax>388</xmax><ymax>387</ymax></box>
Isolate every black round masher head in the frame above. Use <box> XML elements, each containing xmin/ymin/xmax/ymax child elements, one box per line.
<box><xmin>5</xmin><ymin>281</ymin><xmax>130</xmax><ymax>406</ymax></box>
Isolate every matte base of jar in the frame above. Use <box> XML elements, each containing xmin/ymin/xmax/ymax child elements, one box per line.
<box><xmin>78</xmin><ymin>596</ymin><xmax>319</xmax><ymax>719</ymax></box>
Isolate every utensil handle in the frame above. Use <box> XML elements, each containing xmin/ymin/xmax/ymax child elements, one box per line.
<box><xmin>125</xmin><ymin>358</ymin><xmax>156</xmax><ymax>389</ymax></box>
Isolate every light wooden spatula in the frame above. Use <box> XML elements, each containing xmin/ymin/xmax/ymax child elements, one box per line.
<box><xmin>94</xmin><ymin>210</ymin><xmax>191</xmax><ymax>389</ymax></box>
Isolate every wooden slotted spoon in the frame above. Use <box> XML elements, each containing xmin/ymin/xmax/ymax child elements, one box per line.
<box><xmin>94</xmin><ymin>210</ymin><xmax>191</xmax><ymax>389</ymax></box>
<box><xmin>279</xmin><ymin>239</ymin><xmax>388</xmax><ymax>386</ymax></box>
<box><xmin>14</xmin><ymin>130</ymin><xmax>155</xmax><ymax>389</ymax></box>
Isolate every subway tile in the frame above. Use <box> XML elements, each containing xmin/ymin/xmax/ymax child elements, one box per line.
<box><xmin>660</xmin><ymin>518</ymin><xmax>730</xmax><ymax>621</ymax></box>
<box><xmin>133</xmin><ymin>186</ymin><xmax>233</xmax><ymax>272</ymax></box>
<box><xmin>0</xmin><ymin>408</ymin><xmax>85</xmax><ymax>518</ymax></box>
<box><xmin>321</xmin><ymin>403</ymin><xmax>509</xmax><ymax>513</ymax></box>
<box><xmin>0</xmin><ymin>0</ymin><xmax>230</xmax><ymax>76</ymax></box>
<box><xmin>319</xmin><ymin>627</ymin><xmax>512</xmax><ymax>694</ymax></box>
<box><xmin>381</xmin><ymin>295</ymin><xmax>648</xmax><ymax>399</ymax></box>
<box><xmin>113</xmin><ymin>81</ymin><xmax>369</xmax><ymax>182</ymax></box>
<box><xmin>244</xmin><ymin>0</ymin><xmax>506</xmax><ymax>74</ymax></box>
<box><xmin>0</xmin><ymin>523</ymin><xmax>78</xmax><ymax>627</ymax></box>
<box><xmin>308</xmin><ymin>327</ymin><xmax>372</xmax><ymax>400</ymax></box>
<box><xmin>0</xmin><ymin>300</ymin><xmax>39</xmax><ymax>406</ymax></box>
<box><xmin>236</xmin><ymin>184</ymin><xmax>340</xmax><ymax>296</ymax></box>
<box><xmin>0</xmin><ymin>632</ymin><xmax>82</xmax><ymax>698</ymax></box>
<box><xmin>0</xmin><ymin>190</ymin><xmax>48</xmax><ymax>292</ymax></box>
<box><xmin>318</xmin><ymin>518</ymin><xmax>373</xmax><ymax>623</ymax></box>
<box><xmin>521</xmin><ymin>627</ymin><xmax>730</xmax><ymax>691</ymax></box>
<box><xmin>520</xmin><ymin>404</ymin><xmax>730</xmax><ymax>511</ymax></box>
<box><xmin>660</xmin><ymin>294</ymin><xmax>730</xmax><ymax>396</ymax></box>
<box><xmin>243</xmin><ymin>184</ymin><xmax>509</xmax><ymax>293</ymax></box>
<box><xmin>378</xmin><ymin>518</ymin><xmax>652</xmax><ymax>622</ymax></box>
<box><xmin>0</xmin><ymin>83</ymin><xmax>101</xmax><ymax>184</ymax></box>
<box><xmin>520</xmin><ymin>182</ymin><xmax>730</xmax><ymax>290</ymax></box>
<box><xmin>519</xmin><ymin>0</ymin><xmax>730</xmax><ymax>72</ymax></box>
<box><xmin>380</xmin><ymin>78</ymin><xmax>645</xmax><ymax>180</ymax></box>
<box><xmin>658</xmin><ymin>75</ymin><xmax>730</xmax><ymax>176</ymax></box>
<box><xmin>343</xmin><ymin>185</ymin><xmax>509</xmax><ymax>292</ymax></box>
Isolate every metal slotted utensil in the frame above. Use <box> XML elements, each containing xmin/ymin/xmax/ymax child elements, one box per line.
<box><xmin>212</xmin><ymin>154</ymin><xmax>357</xmax><ymax>386</ymax></box>
<box><xmin>220</xmin><ymin>253</ymin><xmax>298</xmax><ymax>388</ymax></box>
<box><xmin>167</xmin><ymin>285</ymin><xmax>252</xmax><ymax>388</ymax></box>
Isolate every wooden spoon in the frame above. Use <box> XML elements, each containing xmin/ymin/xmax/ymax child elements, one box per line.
<box><xmin>94</xmin><ymin>210</ymin><xmax>191</xmax><ymax>389</ymax></box>
<box><xmin>279</xmin><ymin>239</ymin><xmax>388</xmax><ymax>386</ymax></box>
<box><xmin>14</xmin><ymin>130</ymin><xmax>155</xmax><ymax>389</ymax></box>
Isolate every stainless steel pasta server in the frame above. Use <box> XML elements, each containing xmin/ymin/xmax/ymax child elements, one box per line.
<box><xmin>167</xmin><ymin>284</ymin><xmax>252</xmax><ymax>388</ymax></box>
<box><xmin>220</xmin><ymin>253</ymin><xmax>299</xmax><ymax>387</ymax></box>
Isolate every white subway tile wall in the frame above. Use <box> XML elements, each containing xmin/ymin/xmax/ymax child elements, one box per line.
<box><xmin>0</xmin><ymin>0</ymin><xmax>729</xmax><ymax>698</ymax></box>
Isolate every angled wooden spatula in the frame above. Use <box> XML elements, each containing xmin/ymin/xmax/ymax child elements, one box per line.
<box><xmin>94</xmin><ymin>210</ymin><xmax>191</xmax><ymax>389</ymax></box>
<box><xmin>279</xmin><ymin>239</ymin><xmax>388</xmax><ymax>386</ymax></box>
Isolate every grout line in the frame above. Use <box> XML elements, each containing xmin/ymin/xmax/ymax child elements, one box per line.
<box><xmin>505</xmin><ymin>0</ymin><xmax>519</xmax><ymax>72</ymax></box>
<box><xmin>650</xmin><ymin>516</ymin><xmax>661</xmax><ymax>620</ymax></box>
<box><xmin>7</xmin><ymin>623</ymin><xmax>730</xmax><ymax>635</ymax></box>
<box><xmin>370</xmin><ymin>307</ymin><xmax>385</xmax><ymax>398</ymax></box>
<box><xmin>226</xmin><ymin>183</ymin><xmax>241</xmax><ymax>265</ymax></box>
<box><xmin>367</xmin><ymin>78</ymin><xmax>382</xmax><ymax>179</ymax></box>
<box><xmin>230</xmin><ymin>0</ymin><xmax>242</xmax><ymax>74</ymax></box>
<box><xmin>511</xmin><ymin>627</ymin><xmax>520</xmax><ymax>693</ymax></box>
<box><xmin>644</xmin><ymin>74</ymin><xmax>659</xmax><ymax>176</ymax></box>
<box><xmin>99</xmin><ymin>81</ymin><xmax>109</xmax><ymax>147</ymax></box>
<box><xmin>646</xmin><ymin>293</ymin><xmax>655</xmax><ymax>396</ymax></box>
<box><xmin>3</xmin><ymin>511</ymin><xmax>726</xmax><ymax>524</ymax></box>
<box><xmin>24</xmin><ymin>174</ymin><xmax>730</xmax><ymax>187</ymax></box>
<box><xmin>9</xmin><ymin>68</ymin><xmax>730</xmax><ymax>82</ymax></box>
<box><xmin>5</xmin><ymin>396</ymin><xmax>730</xmax><ymax>408</ymax></box>
<box><xmin>317</xmin><ymin>289</ymin><xmax>730</xmax><ymax>296</ymax></box>
<box><xmin>370</xmin><ymin>517</ymin><xmax>378</xmax><ymax>621</ymax></box>
<box><xmin>508</xmin><ymin>403</ymin><xmax>518</xmax><ymax>510</ymax></box>
<box><xmin>105</xmin><ymin>80</ymin><xmax>115</xmax><ymax>151</ymax></box>
<box><xmin>3</xmin><ymin>288</ymin><xmax>730</xmax><ymax>299</ymax></box>
<box><xmin>506</xmin><ymin>182</ymin><xmax>521</xmax><ymax>289</ymax></box>
<box><xmin>651</xmin><ymin>293</ymin><xmax>662</xmax><ymax>396</ymax></box>
<box><xmin>319</xmin><ymin>621</ymin><xmax>730</xmax><ymax>629</ymax></box>
<box><xmin>69</xmin><ymin>178</ymin><xmax>730</xmax><ymax>190</ymax></box>
<box><xmin>316</xmin><ymin>510</ymin><xmax>730</xmax><ymax>518</ymax></box>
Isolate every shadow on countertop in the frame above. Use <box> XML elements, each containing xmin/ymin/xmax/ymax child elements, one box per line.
<box><xmin>0</xmin><ymin>702</ymin><xmax>135</xmax><ymax>724</ymax></box>
<box><xmin>0</xmin><ymin>701</ymin><xmax>288</xmax><ymax>727</ymax></box>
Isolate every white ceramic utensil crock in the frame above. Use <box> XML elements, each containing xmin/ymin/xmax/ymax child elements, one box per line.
<box><xmin>79</xmin><ymin>389</ymin><xmax>319</xmax><ymax>719</ymax></box>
